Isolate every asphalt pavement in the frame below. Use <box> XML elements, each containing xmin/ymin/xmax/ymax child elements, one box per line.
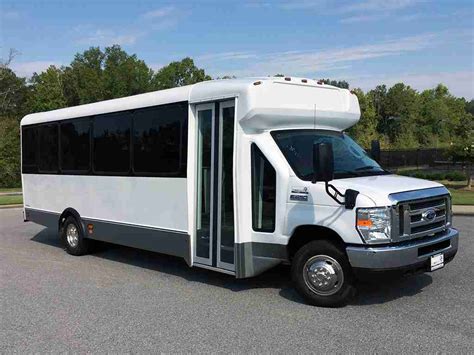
<box><xmin>1</xmin><ymin>208</ymin><xmax>473</xmax><ymax>353</ymax></box>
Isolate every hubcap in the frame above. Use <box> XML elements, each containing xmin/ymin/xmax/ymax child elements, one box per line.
<box><xmin>66</xmin><ymin>224</ymin><xmax>79</xmax><ymax>248</ymax></box>
<box><xmin>303</xmin><ymin>255</ymin><xmax>344</xmax><ymax>296</ymax></box>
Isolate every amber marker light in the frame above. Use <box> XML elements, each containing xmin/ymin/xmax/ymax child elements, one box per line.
<box><xmin>357</xmin><ymin>219</ymin><xmax>373</xmax><ymax>228</ymax></box>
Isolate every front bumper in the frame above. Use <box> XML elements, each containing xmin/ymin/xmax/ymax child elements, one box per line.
<box><xmin>346</xmin><ymin>228</ymin><xmax>458</xmax><ymax>277</ymax></box>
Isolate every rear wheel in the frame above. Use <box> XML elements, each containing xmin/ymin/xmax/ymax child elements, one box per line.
<box><xmin>292</xmin><ymin>240</ymin><xmax>355</xmax><ymax>307</ymax></box>
<box><xmin>61</xmin><ymin>216</ymin><xmax>90</xmax><ymax>256</ymax></box>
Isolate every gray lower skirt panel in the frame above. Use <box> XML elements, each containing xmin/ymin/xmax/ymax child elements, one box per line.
<box><xmin>84</xmin><ymin>218</ymin><xmax>191</xmax><ymax>265</ymax></box>
<box><xmin>25</xmin><ymin>208</ymin><xmax>190</xmax><ymax>265</ymax></box>
<box><xmin>25</xmin><ymin>208</ymin><xmax>60</xmax><ymax>229</ymax></box>
<box><xmin>235</xmin><ymin>242</ymin><xmax>288</xmax><ymax>279</ymax></box>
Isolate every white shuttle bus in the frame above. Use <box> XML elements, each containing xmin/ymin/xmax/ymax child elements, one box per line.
<box><xmin>21</xmin><ymin>77</ymin><xmax>459</xmax><ymax>306</ymax></box>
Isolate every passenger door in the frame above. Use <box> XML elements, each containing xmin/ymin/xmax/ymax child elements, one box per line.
<box><xmin>194</xmin><ymin>101</ymin><xmax>236</xmax><ymax>271</ymax></box>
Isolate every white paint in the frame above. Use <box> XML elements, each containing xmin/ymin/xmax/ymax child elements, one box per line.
<box><xmin>23</xmin><ymin>175</ymin><xmax>188</xmax><ymax>232</ymax></box>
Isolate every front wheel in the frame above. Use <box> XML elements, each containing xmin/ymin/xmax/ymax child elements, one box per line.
<box><xmin>292</xmin><ymin>240</ymin><xmax>356</xmax><ymax>307</ymax></box>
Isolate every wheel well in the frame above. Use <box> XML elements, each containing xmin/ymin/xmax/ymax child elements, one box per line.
<box><xmin>287</xmin><ymin>225</ymin><xmax>346</xmax><ymax>260</ymax></box>
<box><xmin>58</xmin><ymin>208</ymin><xmax>83</xmax><ymax>234</ymax></box>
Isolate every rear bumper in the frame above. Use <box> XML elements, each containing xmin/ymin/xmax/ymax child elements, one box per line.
<box><xmin>346</xmin><ymin>228</ymin><xmax>458</xmax><ymax>278</ymax></box>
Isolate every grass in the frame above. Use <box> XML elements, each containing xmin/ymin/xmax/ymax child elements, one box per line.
<box><xmin>0</xmin><ymin>187</ymin><xmax>22</xmax><ymax>193</ymax></box>
<box><xmin>0</xmin><ymin>195</ymin><xmax>23</xmax><ymax>206</ymax></box>
<box><xmin>448</xmin><ymin>188</ymin><xmax>474</xmax><ymax>205</ymax></box>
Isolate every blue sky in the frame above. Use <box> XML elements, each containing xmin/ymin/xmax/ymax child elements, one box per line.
<box><xmin>1</xmin><ymin>0</ymin><xmax>473</xmax><ymax>98</ymax></box>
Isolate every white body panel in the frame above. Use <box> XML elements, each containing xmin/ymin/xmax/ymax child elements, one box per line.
<box><xmin>23</xmin><ymin>175</ymin><xmax>188</xmax><ymax>231</ymax></box>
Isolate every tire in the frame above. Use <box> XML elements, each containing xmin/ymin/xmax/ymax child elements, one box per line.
<box><xmin>291</xmin><ymin>240</ymin><xmax>356</xmax><ymax>307</ymax></box>
<box><xmin>60</xmin><ymin>216</ymin><xmax>90</xmax><ymax>256</ymax></box>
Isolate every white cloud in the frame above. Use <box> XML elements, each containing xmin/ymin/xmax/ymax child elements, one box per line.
<box><xmin>197</xmin><ymin>51</ymin><xmax>258</xmax><ymax>62</ymax></box>
<box><xmin>1</xmin><ymin>10</ymin><xmax>21</xmax><ymax>21</ymax></box>
<box><xmin>214</xmin><ymin>32</ymin><xmax>437</xmax><ymax>77</ymax></box>
<box><xmin>142</xmin><ymin>6</ymin><xmax>175</xmax><ymax>19</ymax></box>
<box><xmin>349</xmin><ymin>71</ymin><xmax>474</xmax><ymax>99</ymax></box>
<box><xmin>74</xmin><ymin>28</ymin><xmax>140</xmax><ymax>46</ymax></box>
<box><xmin>340</xmin><ymin>0</ymin><xmax>419</xmax><ymax>13</ymax></box>
<box><xmin>10</xmin><ymin>61</ymin><xmax>60</xmax><ymax>78</ymax></box>
<box><xmin>278</xmin><ymin>0</ymin><xmax>327</xmax><ymax>10</ymax></box>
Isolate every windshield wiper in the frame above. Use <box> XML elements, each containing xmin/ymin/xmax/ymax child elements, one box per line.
<box><xmin>355</xmin><ymin>165</ymin><xmax>376</xmax><ymax>171</ymax></box>
<box><xmin>334</xmin><ymin>170</ymin><xmax>360</xmax><ymax>177</ymax></box>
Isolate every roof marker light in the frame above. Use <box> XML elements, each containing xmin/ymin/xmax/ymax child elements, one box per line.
<box><xmin>284</xmin><ymin>77</ymin><xmax>291</xmax><ymax>81</ymax></box>
<box><xmin>253</xmin><ymin>81</ymin><xmax>262</xmax><ymax>86</ymax></box>
<box><xmin>317</xmin><ymin>80</ymin><xmax>324</xmax><ymax>85</ymax></box>
<box><xmin>301</xmin><ymin>79</ymin><xmax>308</xmax><ymax>83</ymax></box>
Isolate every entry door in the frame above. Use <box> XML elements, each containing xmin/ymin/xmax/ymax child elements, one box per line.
<box><xmin>195</xmin><ymin>101</ymin><xmax>235</xmax><ymax>271</ymax></box>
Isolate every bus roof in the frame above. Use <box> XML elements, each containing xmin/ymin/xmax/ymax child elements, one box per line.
<box><xmin>21</xmin><ymin>77</ymin><xmax>360</xmax><ymax>131</ymax></box>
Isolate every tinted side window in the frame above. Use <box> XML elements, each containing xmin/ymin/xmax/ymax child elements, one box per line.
<box><xmin>22</xmin><ymin>126</ymin><xmax>38</xmax><ymax>173</ymax></box>
<box><xmin>251</xmin><ymin>144</ymin><xmax>276</xmax><ymax>232</ymax></box>
<box><xmin>93</xmin><ymin>112</ymin><xmax>131</xmax><ymax>173</ymax></box>
<box><xmin>39</xmin><ymin>124</ymin><xmax>59</xmax><ymax>172</ymax></box>
<box><xmin>61</xmin><ymin>119</ymin><xmax>90</xmax><ymax>172</ymax></box>
<box><xmin>133</xmin><ymin>103</ymin><xmax>187</xmax><ymax>176</ymax></box>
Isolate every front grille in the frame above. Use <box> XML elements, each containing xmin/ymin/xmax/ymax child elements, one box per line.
<box><xmin>393</xmin><ymin>194</ymin><xmax>451</xmax><ymax>241</ymax></box>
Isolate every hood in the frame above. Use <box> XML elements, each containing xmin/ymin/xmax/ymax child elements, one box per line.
<box><xmin>332</xmin><ymin>174</ymin><xmax>444</xmax><ymax>206</ymax></box>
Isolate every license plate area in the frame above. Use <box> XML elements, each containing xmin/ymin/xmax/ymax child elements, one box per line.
<box><xmin>430</xmin><ymin>253</ymin><xmax>444</xmax><ymax>271</ymax></box>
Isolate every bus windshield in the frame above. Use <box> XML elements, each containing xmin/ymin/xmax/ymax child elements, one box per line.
<box><xmin>272</xmin><ymin>130</ymin><xmax>389</xmax><ymax>180</ymax></box>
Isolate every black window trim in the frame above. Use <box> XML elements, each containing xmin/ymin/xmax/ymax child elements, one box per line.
<box><xmin>37</xmin><ymin>123</ymin><xmax>60</xmax><ymax>174</ymax></box>
<box><xmin>92</xmin><ymin>110</ymin><xmax>133</xmax><ymax>176</ymax></box>
<box><xmin>59</xmin><ymin>117</ymin><xmax>92</xmax><ymax>174</ymax></box>
<box><xmin>21</xmin><ymin>125</ymin><xmax>39</xmax><ymax>173</ymax></box>
<box><xmin>131</xmin><ymin>103</ymin><xmax>188</xmax><ymax>177</ymax></box>
<box><xmin>21</xmin><ymin>101</ymin><xmax>189</xmax><ymax>178</ymax></box>
<box><xmin>250</xmin><ymin>142</ymin><xmax>276</xmax><ymax>233</ymax></box>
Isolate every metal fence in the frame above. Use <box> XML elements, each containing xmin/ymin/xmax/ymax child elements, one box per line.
<box><xmin>379</xmin><ymin>148</ymin><xmax>451</xmax><ymax>169</ymax></box>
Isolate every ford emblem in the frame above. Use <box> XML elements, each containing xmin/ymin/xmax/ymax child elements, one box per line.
<box><xmin>422</xmin><ymin>209</ymin><xmax>436</xmax><ymax>221</ymax></box>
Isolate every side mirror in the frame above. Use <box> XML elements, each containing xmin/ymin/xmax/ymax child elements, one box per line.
<box><xmin>312</xmin><ymin>142</ymin><xmax>334</xmax><ymax>183</ymax></box>
<box><xmin>371</xmin><ymin>140</ymin><xmax>381</xmax><ymax>163</ymax></box>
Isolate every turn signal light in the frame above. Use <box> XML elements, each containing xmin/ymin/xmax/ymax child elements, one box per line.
<box><xmin>357</xmin><ymin>220</ymin><xmax>373</xmax><ymax>228</ymax></box>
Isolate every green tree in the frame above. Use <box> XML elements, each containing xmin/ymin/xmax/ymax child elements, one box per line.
<box><xmin>152</xmin><ymin>57</ymin><xmax>211</xmax><ymax>90</ymax></box>
<box><xmin>320</xmin><ymin>78</ymin><xmax>349</xmax><ymax>89</ymax></box>
<box><xmin>383</xmin><ymin>83</ymin><xmax>420</xmax><ymax>147</ymax></box>
<box><xmin>347</xmin><ymin>88</ymin><xmax>379</xmax><ymax>148</ymax></box>
<box><xmin>418</xmin><ymin>84</ymin><xmax>465</xmax><ymax>147</ymax></box>
<box><xmin>0</xmin><ymin>117</ymin><xmax>21</xmax><ymax>187</ymax></box>
<box><xmin>102</xmin><ymin>45</ymin><xmax>153</xmax><ymax>99</ymax></box>
<box><xmin>28</xmin><ymin>66</ymin><xmax>67</xmax><ymax>112</ymax></box>
<box><xmin>66</xmin><ymin>47</ymin><xmax>106</xmax><ymax>104</ymax></box>
<box><xmin>0</xmin><ymin>67</ymin><xmax>30</xmax><ymax>119</ymax></box>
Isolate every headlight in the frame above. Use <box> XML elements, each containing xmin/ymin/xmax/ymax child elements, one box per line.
<box><xmin>356</xmin><ymin>207</ymin><xmax>391</xmax><ymax>244</ymax></box>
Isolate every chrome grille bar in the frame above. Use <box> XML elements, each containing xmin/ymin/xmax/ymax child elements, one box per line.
<box><xmin>390</xmin><ymin>189</ymin><xmax>450</xmax><ymax>242</ymax></box>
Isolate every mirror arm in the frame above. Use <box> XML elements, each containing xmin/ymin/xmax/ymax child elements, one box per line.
<box><xmin>324</xmin><ymin>182</ymin><xmax>359</xmax><ymax>209</ymax></box>
<box><xmin>325</xmin><ymin>182</ymin><xmax>345</xmax><ymax>205</ymax></box>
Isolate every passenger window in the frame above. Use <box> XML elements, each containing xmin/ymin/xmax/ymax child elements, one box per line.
<box><xmin>93</xmin><ymin>112</ymin><xmax>131</xmax><ymax>173</ymax></box>
<box><xmin>22</xmin><ymin>126</ymin><xmax>38</xmax><ymax>173</ymax></box>
<box><xmin>251</xmin><ymin>144</ymin><xmax>276</xmax><ymax>232</ymax></box>
<box><xmin>38</xmin><ymin>124</ymin><xmax>59</xmax><ymax>172</ymax></box>
<box><xmin>133</xmin><ymin>103</ymin><xmax>187</xmax><ymax>176</ymax></box>
<box><xmin>60</xmin><ymin>119</ymin><xmax>90</xmax><ymax>172</ymax></box>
